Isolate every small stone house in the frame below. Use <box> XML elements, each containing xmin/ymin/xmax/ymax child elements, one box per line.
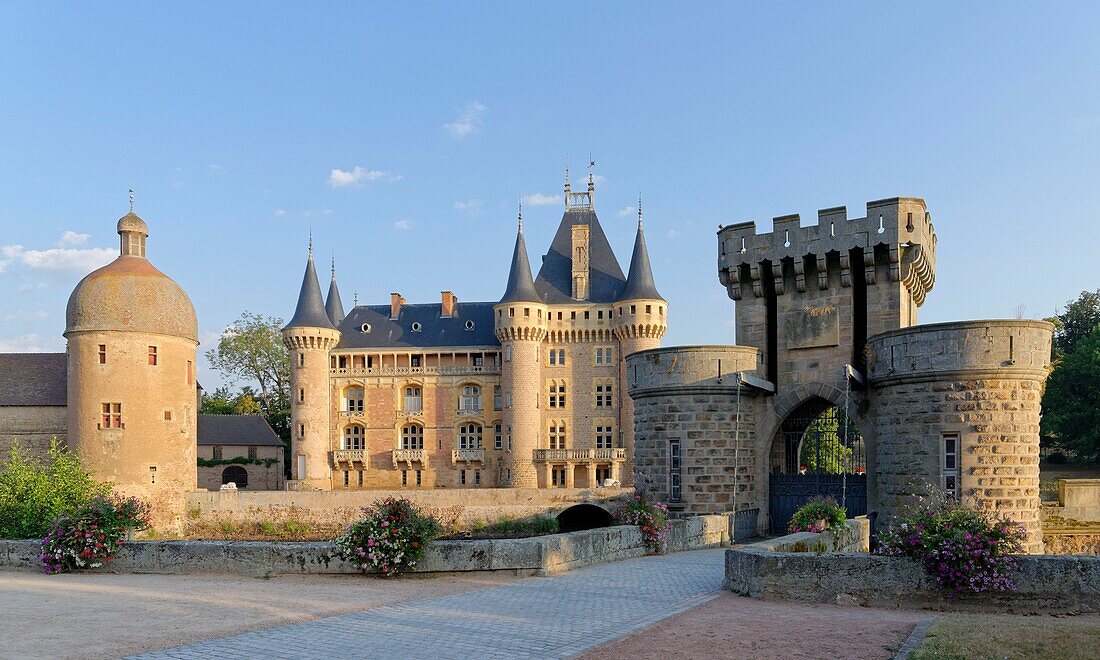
<box><xmin>197</xmin><ymin>414</ymin><xmax>285</xmax><ymax>491</ymax></box>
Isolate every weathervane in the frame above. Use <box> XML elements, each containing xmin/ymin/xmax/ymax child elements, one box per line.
<box><xmin>518</xmin><ymin>201</ymin><xmax>523</xmax><ymax>232</ymax></box>
<box><xmin>128</xmin><ymin>189</ymin><xmax>134</xmax><ymax>213</ymax></box>
<box><xmin>638</xmin><ymin>194</ymin><xmax>643</xmax><ymax>229</ymax></box>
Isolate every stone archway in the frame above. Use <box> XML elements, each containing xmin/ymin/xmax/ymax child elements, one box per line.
<box><xmin>555</xmin><ymin>503</ymin><xmax>614</xmax><ymax>533</ymax></box>
<box><xmin>222</xmin><ymin>465</ymin><xmax>248</xmax><ymax>489</ymax></box>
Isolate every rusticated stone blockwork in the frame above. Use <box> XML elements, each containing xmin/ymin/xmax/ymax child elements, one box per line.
<box><xmin>867</xmin><ymin>320</ymin><xmax>1053</xmax><ymax>553</ymax></box>
<box><xmin>627</xmin><ymin>346</ymin><xmax>765</xmax><ymax>516</ymax></box>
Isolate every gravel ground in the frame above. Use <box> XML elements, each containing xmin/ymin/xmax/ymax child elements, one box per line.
<box><xmin>579</xmin><ymin>592</ymin><xmax>930</xmax><ymax>659</ymax></box>
<box><xmin>0</xmin><ymin>570</ymin><xmax>517</xmax><ymax>659</ymax></box>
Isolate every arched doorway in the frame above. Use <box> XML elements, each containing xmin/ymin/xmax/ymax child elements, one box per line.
<box><xmin>768</xmin><ymin>398</ymin><xmax>865</xmax><ymax>534</ymax></box>
<box><xmin>222</xmin><ymin>465</ymin><xmax>249</xmax><ymax>489</ymax></box>
<box><xmin>556</xmin><ymin>504</ymin><xmax>613</xmax><ymax>533</ymax></box>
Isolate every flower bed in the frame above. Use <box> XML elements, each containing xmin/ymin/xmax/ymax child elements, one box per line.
<box><xmin>787</xmin><ymin>496</ymin><xmax>846</xmax><ymax>534</ymax></box>
<box><xmin>333</xmin><ymin>497</ymin><xmax>442</xmax><ymax>576</ymax></box>
<box><xmin>39</xmin><ymin>496</ymin><xmax>150</xmax><ymax>574</ymax></box>
<box><xmin>618</xmin><ymin>493</ymin><xmax>670</xmax><ymax>553</ymax></box>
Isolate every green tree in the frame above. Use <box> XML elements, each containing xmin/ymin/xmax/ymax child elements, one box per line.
<box><xmin>797</xmin><ymin>408</ymin><xmax>855</xmax><ymax>474</ymax></box>
<box><xmin>205</xmin><ymin>312</ymin><xmax>291</xmax><ymax>474</ymax></box>
<box><xmin>1047</xmin><ymin>289</ymin><xmax>1100</xmax><ymax>358</ymax></box>
<box><xmin>0</xmin><ymin>440</ymin><xmax>111</xmax><ymax>539</ymax></box>
<box><xmin>1041</xmin><ymin>328</ymin><xmax>1100</xmax><ymax>461</ymax></box>
<box><xmin>200</xmin><ymin>386</ymin><xmax>262</xmax><ymax>415</ymax></box>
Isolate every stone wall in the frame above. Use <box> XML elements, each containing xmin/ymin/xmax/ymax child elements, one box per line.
<box><xmin>724</xmin><ymin>543</ymin><xmax>1100</xmax><ymax>613</ymax></box>
<box><xmin>0</xmin><ymin>406</ymin><xmax>67</xmax><ymax>458</ymax></box>
<box><xmin>627</xmin><ymin>346</ymin><xmax>765</xmax><ymax>521</ymax></box>
<box><xmin>866</xmin><ymin>320</ymin><xmax>1054</xmax><ymax>553</ymax></box>
<box><xmin>184</xmin><ymin>487</ymin><xmax>630</xmax><ymax>531</ymax></box>
<box><xmin>749</xmin><ymin>518</ymin><xmax>869</xmax><ymax>554</ymax></box>
<box><xmin>1</xmin><ymin>514</ymin><xmax>729</xmax><ymax>576</ymax></box>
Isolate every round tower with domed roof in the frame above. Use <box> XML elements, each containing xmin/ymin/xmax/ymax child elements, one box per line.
<box><xmin>65</xmin><ymin>209</ymin><xmax>198</xmax><ymax>525</ymax></box>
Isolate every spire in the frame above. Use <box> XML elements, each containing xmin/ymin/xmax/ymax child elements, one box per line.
<box><xmin>619</xmin><ymin>204</ymin><xmax>664</xmax><ymax>302</ymax></box>
<box><xmin>325</xmin><ymin>254</ymin><xmax>345</xmax><ymax>326</ymax></box>
<box><xmin>564</xmin><ymin>157</ymin><xmax>571</xmax><ymax>201</ymax></box>
<box><xmin>500</xmin><ymin>206</ymin><xmax>542</xmax><ymax>304</ymax></box>
<box><xmin>285</xmin><ymin>243</ymin><xmax>335</xmax><ymax>330</ymax></box>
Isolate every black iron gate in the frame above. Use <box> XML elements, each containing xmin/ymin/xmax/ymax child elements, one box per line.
<box><xmin>768</xmin><ymin>404</ymin><xmax>866</xmax><ymax>535</ymax></box>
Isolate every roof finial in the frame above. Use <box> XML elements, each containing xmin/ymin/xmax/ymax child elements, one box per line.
<box><xmin>564</xmin><ymin>154</ymin><xmax>571</xmax><ymax>197</ymax></box>
<box><xmin>518</xmin><ymin>200</ymin><xmax>523</xmax><ymax>233</ymax></box>
<box><xmin>128</xmin><ymin>189</ymin><xmax>134</xmax><ymax>213</ymax></box>
<box><xmin>330</xmin><ymin>251</ymin><xmax>335</xmax><ymax>278</ymax></box>
<box><xmin>587</xmin><ymin>153</ymin><xmax>595</xmax><ymax>189</ymax></box>
<box><xmin>308</xmin><ymin>229</ymin><xmax>313</xmax><ymax>258</ymax></box>
<box><xmin>353</xmin><ymin>291</ymin><xmax>359</xmax><ymax>306</ymax></box>
<box><xmin>638</xmin><ymin>193</ymin><xmax>643</xmax><ymax>230</ymax></box>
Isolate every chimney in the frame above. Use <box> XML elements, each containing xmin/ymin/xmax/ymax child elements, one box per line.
<box><xmin>389</xmin><ymin>292</ymin><xmax>405</xmax><ymax>320</ymax></box>
<box><xmin>441</xmin><ymin>290</ymin><xmax>457</xmax><ymax>318</ymax></box>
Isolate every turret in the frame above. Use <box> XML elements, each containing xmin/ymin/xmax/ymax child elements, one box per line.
<box><xmin>495</xmin><ymin>208</ymin><xmax>548</xmax><ymax>488</ymax></box>
<box><xmin>282</xmin><ymin>242</ymin><xmax>340</xmax><ymax>489</ymax></box>
<box><xmin>326</xmin><ymin>257</ymin><xmax>345</xmax><ymax>326</ymax></box>
<box><xmin>615</xmin><ymin>201</ymin><xmax>668</xmax><ymax>483</ymax></box>
<box><xmin>65</xmin><ymin>206</ymin><xmax>198</xmax><ymax>528</ymax></box>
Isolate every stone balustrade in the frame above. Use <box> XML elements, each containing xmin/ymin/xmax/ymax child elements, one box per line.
<box><xmin>452</xmin><ymin>449</ymin><xmax>486</xmax><ymax>464</ymax></box>
<box><xmin>331</xmin><ymin>450</ymin><xmax>367</xmax><ymax>465</ymax></box>
<box><xmin>533</xmin><ymin>448</ymin><xmax>626</xmax><ymax>462</ymax></box>
<box><xmin>330</xmin><ymin>365</ymin><xmax>501</xmax><ymax>377</ymax></box>
<box><xmin>391</xmin><ymin>448</ymin><xmax>427</xmax><ymax>465</ymax></box>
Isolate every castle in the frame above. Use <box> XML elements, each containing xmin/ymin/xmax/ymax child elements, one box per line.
<box><xmin>284</xmin><ymin>172</ymin><xmax>666</xmax><ymax>490</ymax></box>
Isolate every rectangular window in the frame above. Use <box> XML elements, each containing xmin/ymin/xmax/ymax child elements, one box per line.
<box><xmin>298</xmin><ymin>423</ymin><xmax>305</xmax><ymax>438</ymax></box>
<box><xmin>475</xmin><ymin>470</ymin><xmax>481</xmax><ymax>486</ymax></box>
<box><xmin>411</xmin><ymin>355</ymin><xmax>422</xmax><ymax>368</ymax></box>
<box><xmin>98</xmin><ymin>344</ymin><xmax>107</xmax><ymax>364</ymax></box>
<box><xmin>524</xmin><ymin>308</ymin><xmax>530</xmax><ymax>317</ymax></box>
<box><xmin>595</xmin><ymin>347</ymin><xmax>614</xmax><ymax>365</ymax></box>
<box><xmin>402</xmin><ymin>470</ymin><xmax>408</xmax><ymax>487</ymax></box>
<box><xmin>509</xmin><ymin>307</ymin><xmax>515</xmax><ymax>318</ymax></box>
<box><xmin>186</xmin><ymin>360</ymin><xmax>194</xmax><ymax>385</ymax></box>
<box><xmin>570</xmin><ymin>311</ymin><xmax>577</xmax><ymax>320</ymax></box>
<box><xmin>630</xmin><ymin>304</ymin><xmax>637</xmax><ymax>314</ymax></box>
<box><xmin>584</xmin><ymin>310</ymin><xmax>590</xmax><ymax>320</ymax></box>
<box><xmin>494</xmin><ymin>422</ymin><xmax>503</xmax><ymax>450</ymax></box>
<box><xmin>416</xmin><ymin>470</ymin><xmax>422</xmax><ymax>486</ymax></box>
<box><xmin>597</xmin><ymin>310</ymin><xmax>604</xmax><ymax>319</ymax></box>
<box><xmin>596</xmin><ymin>425</ymin><xmax>613</xmax><ymax>449</ymax></box>
<box><xmin>670</xmin><ymin>440</ymin><xmax>682</xmax><ymax>502</ymax></box>
<box><xmin>357</xmin><ymin>470</ymin><xmax>364</xmax><ymax>487</ymax></box>
<box><xmin>504</xmin><ymin>345</ymin><xmax>513</xmax><ymax>362</ymax></box>
<box><xmin>595</xmin><ymin>383</ymin><xmax>612</xmax><ymax>408</ymax></box>
<box><xmin>297</xmin><ymin>353</ymin><xmax>305</xmax><ymax>367</ymax></box>
<box><xmin>473</xmin><ymin>355</ymin><xmax>484</xmax><ymax>367</ymax></box>
<box><xmin>213</xmin><ymin>446</ymin><xmax>223</xmax><ymax>460</ymax></box>
<box><xmin>101</xmin><ymin>402</ymin><xmax>122</xmax><ymax>429</ymax></box>
<box><xmin>549</xmin><ymin>424</ymin><xmax>566</xmax><ymax>450</ymax></box>
<box><xmin>646</xmin><ymin>304</ymin><xmax>652</xmax><ymax>314</ymax></box>
<box><xmin>248</xmin><ymin>447</ymin><xmax>257</xmax><ymax>460</ymax></box>
<box><xmin>148</xmin><ymin>345</ymin><xmax>158</xmax><ymax>365</ymax></box>
<box><xmin>163</xmin><ymin>410</ymin><xmax>172</xmax><ymax>421</ymax></box>
<box><xmin>343</xmin><ymin>470</ymin><xmax>350</xmax><ymax>487</ymax></box>
<box><xmin>298</xmin><ymin>388</ymin><xmax>305</xmax><ymax>403</ymax></box>
<box><xmin>460</xmin><ymin>469</ymin><xmax>467</xmax><ymax>485</ymax></box>
<box><xmin>493</xmin><ymin>386</ymin><xmax>503</xmax><ymax>411</ymax></box>
<box><xmin>943</xmin><ymin>433</ymin><xmax>960</xmax><ymax>499</ymax></box>
<box><xmin>403</xmin><ymin>386</ymin><xmax>422</xmax><ymax>412</ymax></box>
<box><xmin>549</xmin><ymin>348</ymin><xmax>565</xmax><ymax>365</ymax></box>
<box><xmin>507</xmin><ymin>425</ymin><xmax>513</xmax><ymax>451</ymax></box>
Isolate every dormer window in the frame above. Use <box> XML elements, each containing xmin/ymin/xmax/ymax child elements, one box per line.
<box><xmin>465</xmin><ymin>320</ymin><xmax>475</xmax><ymax>331</ymax></box>
<box><xmin>411</xmin><ymin>322</ymin><xmax>422</xmax><ymax>332</ymax></box>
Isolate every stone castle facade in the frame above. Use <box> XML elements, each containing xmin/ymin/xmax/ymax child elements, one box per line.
<box><xmin>627</xmin><ymin>198</ymin><xmax>1053</xmax><ymax>552</ymax></box>
<box><xmin>285</xmin><ymin>174</ymin><xmax>667</xmax><ymax>491</ymax></box>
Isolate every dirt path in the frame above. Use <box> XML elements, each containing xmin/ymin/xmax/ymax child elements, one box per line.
<box><xmin>0</xmin><ymin>570</ymin><xmax>517</xmax><ymax>659</ymax></box>
<box><xmin>580</xmin><ymin>592</ymin><xmax>929</xmax><ymax>660</ymax></box>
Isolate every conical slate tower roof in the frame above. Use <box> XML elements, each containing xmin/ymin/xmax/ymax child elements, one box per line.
<box><xmin>500</xmin><ymin>218</ymin><xmax>542</xmax><ymax>304</ymax></box>
<box><xmin>326</xmin><ymin>261</ymin><xmax>345</xmax><ymax>326</ymax></box>
<box><xmin>619</xmin><ymin>217</ymin><xmax>663</xmax><ymax>301</ymax></box>
<box><xmin>285</xmin><ymin>249</ymin><xmax>336</xmax><ymax>330</ymax></box>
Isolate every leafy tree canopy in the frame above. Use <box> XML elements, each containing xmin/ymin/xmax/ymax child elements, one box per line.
<box><xmin>1046</xmin><ymin>289</ymin><xmax>1100</xmax><ymax>358</ymax></box>
<box><xmin>1041</xmin><ymin>327</ymin><xmax>1100</xmax><ymax>461</ymax></box>
<box><xmin>205</xmin><ymin>312</ymin><xmax>289</xmax><ymax>408</ymax></box>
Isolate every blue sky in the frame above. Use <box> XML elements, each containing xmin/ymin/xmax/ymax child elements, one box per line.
<box><xmin>1</xmin><ymin>2</ymin><xmax>1098</xmax><ymax>388</ymax></box>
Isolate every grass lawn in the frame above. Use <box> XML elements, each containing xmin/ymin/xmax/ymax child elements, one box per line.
<box><xmin>912</xmin><ymin>613</ymin><xmax>1100</xmax><ymax>659</ymax></box>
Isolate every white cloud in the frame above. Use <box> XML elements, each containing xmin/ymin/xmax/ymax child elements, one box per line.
<box><xmin>302</xmin><ymin>206</ymin><xmax>334</xmax><ymax>218</ymax></box>
<box><xmin>5</xmin><ymin>310</ymin><xmax>48</xmax><ymax>321</ymax></box>
<box><xmin>0</xmin><ymin>334</ymin><xmax>48</xmax><ymax>352</ymax></box>
<box><xmin>617</xmin><ymin>206</ymin><xmax>636</xmax><ymax>217</ymax></box>
<box><xmin>57</xmin><ymin>231</ymin><xmax>90</xmax><ymax>247</ymax></box>
<box><xmin>453</xmin><ymin>199</ymin><xmax>484</xmax><ymax>215</ymax></box>
<box><xmin>328</xmin><ymin>166</ymin><xmax>391</xmax><ymax>188</ymax></box>
<box><xmin>522</xmin><ymin>193</ymin><xmax>563</xmax><ymax>207</ymax></box>
<box><xmin>273</xmin><ymin>209</ymin><xmax>288</xmax><ymax>217</ymax></box>
<box><xmin>208</xmin><ymin>164</ymin><xmax>224</xmax><ymax>173</ymax></box>
<box><xmin>667</xmin><ymin>229</ymin><xmax>682</xmax><ymax>238</ymax></box>
<box><xmin>389</xmin><ymin>174</ymin><xmax>404</xmax><ymax>183</ymax></box>
<box><xmin>393</xmin><ymin>220</ymin><xmax>413</xmax><ymax>230</ymax></box>
<box><xmin>443</xmin><ymin>101</ymin><xmax>486</xmax><ymax>138</ymax></box>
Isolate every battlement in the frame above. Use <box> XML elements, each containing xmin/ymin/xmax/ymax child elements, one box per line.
<box><xmin>717</xmin><ymin>197</ymin><xmax>936</xmax><ymax>305</ymax></box>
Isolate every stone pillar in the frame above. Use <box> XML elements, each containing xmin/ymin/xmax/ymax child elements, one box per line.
<box><xmin>587</xmin><ymin>464</ymin><xmax>597</xmax><ymax>489</ymax></box>
<box><xmin>867</xmin><ymin>320</ymin><xmax>1054</xmax><ymax>553</ymax></box>
<box><xmin>565</xmin><ymin>462</ymin><xmax>575</xmax><ymax>488</ymax></box>
<box><xmin>542</xmin><ymin>462</ymin><xmax>552</xmax><ymax>489</ymax></box>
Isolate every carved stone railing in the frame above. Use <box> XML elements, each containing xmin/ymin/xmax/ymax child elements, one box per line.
<box><xmin>338</xmin><ymin>410</ymin><xmax>365</xmax><ymax>418</ymax></box>
<box><xmin>451</xmin><ymin>449</ymin><xmax>486</xmax><ymax>464</ymax></box>
<box><xmin>392</xmin><ymin>449</ymin><xmax>427</xmax><ymax>466</ymax></box>
<box><xmin>331</xmin><ymin>365</ymin><xmax>501</xmax><ymax>377</ymax></box>
<box><xmin>533</xmin><ymin>448</ymin><xmax>626</xmax><ymax>462</ymax></box>
<box><xmin>331</xmin><ymin>450</ymin><xmax>367</xmax><ymax>464</ymax></box>
<box><xmin>399</xmin><ymin>408</ymin><xmax>423</xmax><ymax>418</ymax></box>
<box><xmin>456</xmin><ymin>407</ymin><xmax>483</xmax><ymax>417</ymax></box>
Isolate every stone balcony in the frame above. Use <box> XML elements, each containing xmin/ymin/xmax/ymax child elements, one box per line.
<box><xmin>533</xmin><ymin>448</ymin><xmax>626</xmax><ymax>462</ymax></box>
<box><xmin>331</xmin><ymin>449</ymin><xmax>368</xmax><ymax>465</ymax></box>
<box><xmin>451</xmin><ymin>448</ymin><xmax>486</xmax><ymax>464</ymax></box>
<box><xmin>331</xmin><ymin>365</ymin><xmax>501</xmax><ymax>377</ymax></box>
<box><xmin>392</xmin><ymin>448</ymin><xmax>427</xmax><ymax>466</ymax></box>
<box><xmin>455</xmin><ymin>407</ymin><xmax>483</xmax><ymax>417</ymax></box>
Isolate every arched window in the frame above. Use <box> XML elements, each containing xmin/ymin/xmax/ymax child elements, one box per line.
<box><xmin>222</xmin><ymin>465</ymin><xmax>248</xmax><ymax>489</ymax></box>
<box><xmin>548</xmin><ymin>422</ymin><xmax>567</xmax><ymax>450</ymax></box>
<box><xmin>459</xmin><ymin>384</ymin><xmax>481</xmax><ymax>412</ymax></box>
<box><xmin>343</xmin><ymin>424</ymin><xmax>365</xmax><ymax>450</ymax></box>
<box><xmin>344</xmin><ymin>386</ymin><xmax>364</xmax><ymax>413</ymax></box>
<box><xmin>401</xmin><ymin>423</ymin><xmax>424</xmax><ymax>450</ymax></box>
<box><xmin>404</xmin><ymin>385</ymin><xmax>423</xmax><ymax>412</ymax></box>
<box><xmin>548</xmin><ymin>380</ymin><xmax>566</xmax><ymax>409</ymax></box>
<box><xmin>459</xmin><ymin>423</ymin><xmax>483</xmax><ymax>449</ymax></box>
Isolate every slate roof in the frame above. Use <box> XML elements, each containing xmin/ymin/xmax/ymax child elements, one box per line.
<box><xmin>499</xmin><ymin>227</ymin><xmax>542</xmax><ymax>304</ymax></box>
<box><xmin>619</xmin><ymin>224</ymin><xmax>664</xmax><ymax>301</ymax></box>
<box><xmin>335</xmin><ymin>302</ymin><xmax>500</xmax><ymax>349</ymax></box>
<box><xmin>326</xmin><ymin>274</ymin><xmax>346</xmax><ymax>326</ymax></box>
<box><xmin>285</xmin><ymin>255</ymin><xmax>336</xmax><ymax>330</ymax></box>
<box><xmin>197</xmin><ymin>414</ymin><xmax>284</xmax><ymax>446</ymax></box>
<box><xmin>0</xmin><ymin>353</ymin><xmax>67</xmax><ymax>406</ymax></box>
<box><xmin>533</xmin><ymin>208</ymin><xmax>627</xmax><ymax>303</ymax></box>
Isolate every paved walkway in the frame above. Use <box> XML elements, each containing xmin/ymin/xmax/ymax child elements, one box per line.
<box><xmin>132</xmin><ymin>549</ymin><xmax>726</xmax><ymax>659</ymax></box>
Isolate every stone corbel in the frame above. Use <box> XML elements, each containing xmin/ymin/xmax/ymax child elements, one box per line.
<box><xmin>888</xmin><ymin>244</ymin><xmax>901</xmax><ymax>282</ymax></box>
<box><xmin>794</xmin><ymin>258</ymin><xmax>806</xmax><ymax>293</ymax></box>
<box><xmin>863</xmin><ymin>246</ymin><xmax>877</xmax><ymax>285</ymax></box>
<box><xmin>750</xmin><ymin>263</ymin><xmax>763</xmax><ymax>298</ymax></box>
<box><xmin>772</xmin><ymin>262</ymin><xmax>785</xmax><ymax>296</ymax></box>
<box><xmin>728</xmin><ymin>267</ymin><xmax>742</xmax><ymax>300</ymax></box>
<box><xmin>840</xmin><ymin>253</ymin><xmax>851</xmax><ymax>288</ymax></box>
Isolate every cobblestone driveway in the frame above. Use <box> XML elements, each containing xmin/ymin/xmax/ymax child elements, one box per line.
<box><xmin>133</xmin><ymin>549</ymin><xmax>725</xmax><ymax>659</ymax></box>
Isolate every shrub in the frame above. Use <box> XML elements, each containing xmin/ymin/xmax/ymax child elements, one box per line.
<box><xmin>1044</xmin><ymin>452</ymin><xmax>1067</xmax><ymax>464</ymax></box>
<box><xmin>334</xmin><ymin>497</ymin><xmax>442</xmax><ymax>576</ymax></box>
<box><xmin>788</xmin><ymin>496</ymin><xmax>847</xmax><ymax>533</ymax></box>
<box><xmin>620</xmin><ymin>492</ymin><xmax>670</xmax><ymax>554</ymax></box>
<box><xmin>875</xmin><ymin>493</ymin><xmax>1026</xmax><ymax>595</ymax></box>
<box><xmin>39</xmin><ymin>495</ymin><xmax>150</xmax><ymax>574</ymax></box>
<box><xmin>0</xmin><ymin>440</ymin><xmax>111</xmax><ymax>539</ymax></box>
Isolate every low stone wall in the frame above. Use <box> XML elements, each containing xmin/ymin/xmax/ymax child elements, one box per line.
<box><xmin>725</xmin><ymin>531</ymin><xmax>1100</xmax><ymax>612</ymax></box>
<box><xmin>749</xmin><ymin>518</ymin><xmax>869</xmax><ymax>554</ymax></box>
<box><xmin>183</xmin><ymin>487</ymin><xmax>630</xmax><ymax>533</ymax></box>
<box><xmin>1044</xmin><ymin>479</ymin><xmax>1100</xmax><ymax>524</ymax></box>
<box><xmin>1</xmin><ymin>515</ymin><xmax>729</xmax><ymax>577</ymax></box>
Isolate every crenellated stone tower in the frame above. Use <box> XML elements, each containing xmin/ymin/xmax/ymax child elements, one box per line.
<box><xmin>283</xmin><ymin>243</ymin><xmax>340</xmax><ymax>489</ymax></box>
<box><xmin>65</xmin><ymin>208</ymin><xmax>198</xmax><ymax>526</ymax></box>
